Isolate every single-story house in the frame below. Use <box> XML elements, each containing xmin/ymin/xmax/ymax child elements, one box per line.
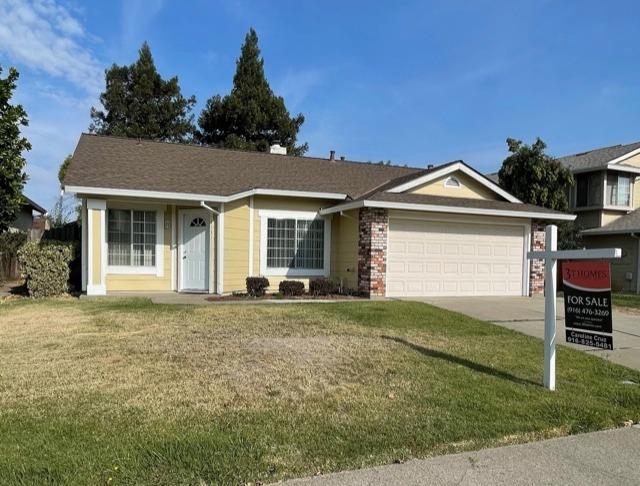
<box><xmin>62</xmin><ymin>134</ymin><xmax>574</xmax><ymax>297</ymax></box>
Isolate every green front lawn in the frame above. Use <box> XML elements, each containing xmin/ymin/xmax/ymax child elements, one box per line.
<box><xmin>614</xmin><ymin>293</ymin><xmax>640</xmax><ymax>310</ymax></box>
<box><xmin>0</xmin><ymin>299</ymin><xmax>638</xmax><ymax>485</ymax></box>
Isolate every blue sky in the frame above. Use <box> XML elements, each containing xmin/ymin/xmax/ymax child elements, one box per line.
<box><xmin>1</xmin><ymin>0</ymin><xmax>640</xmax><ymax>210</ymax></box>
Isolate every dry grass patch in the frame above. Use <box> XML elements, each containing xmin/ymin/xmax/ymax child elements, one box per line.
<box><xmin>0</xmin><ymin>298</ymin><xmax>638</xmax><ymax>485</ymax></box>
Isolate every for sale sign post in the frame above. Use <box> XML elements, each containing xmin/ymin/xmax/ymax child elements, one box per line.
<box><xmin>562</xmin><ymin>260</ymin><xmax>613</xmax><ymax>350</ymax></box>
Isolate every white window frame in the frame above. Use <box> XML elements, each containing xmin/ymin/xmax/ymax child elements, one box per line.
<box><xmin>605</xmin><ymin>172</ymin><xmax>633</xmax><ymax>209</ymax></box>
<box><xmin>106</xmin><ymin>203</ymin><xmax>164</xmax><ymax>276</ymax></box>
<box><xmin>444</xmin><ymin>176</ymin><xmax>461</xmax><ymax>188</ymax></box>
<box><xmin>259</xmin><ymin>210</ymin><xmax>331</xmax><ymax>277</ymax></box>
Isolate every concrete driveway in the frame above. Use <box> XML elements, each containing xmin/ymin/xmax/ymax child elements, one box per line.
<box><xmin>412</xmin><ymin>296</ymin><xmax>640</xmax><ymax>371</ymax></box>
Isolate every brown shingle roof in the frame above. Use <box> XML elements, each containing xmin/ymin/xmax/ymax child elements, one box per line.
<box><xmin>64</xmin><ymin>134</ymin><xmax>421</xmax><ymax>199</ymax></box>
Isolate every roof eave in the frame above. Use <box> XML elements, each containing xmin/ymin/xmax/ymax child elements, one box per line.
<box><xmin>63</xmin><ymin>185</ymin><xmax>349</xmax><ymax>203</ymax></box>
<box><xmin>320</xmin><ymin>199</ymin><xmax>576</xmax><ymax>221</ymax></box>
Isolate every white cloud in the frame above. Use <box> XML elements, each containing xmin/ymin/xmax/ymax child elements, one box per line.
<box><xmin>121</xmin><ymin>0</ymin><xmax>164</xmax><ymax>50</ymax></box>
<box><xmin>275</xmin><ymin>68</ymin><xmax>326</xmax><ymax>111</ymax></box>
<box><xmin>0</xmin><ymin>0</ymin><xmax>103</xmax><ymax>96</ymax></box>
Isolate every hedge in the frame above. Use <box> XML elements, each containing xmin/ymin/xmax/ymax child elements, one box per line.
<box><xmin>17</xmin><ymin>241</ymin><xmax>74</xmax><ymax>298</ymax></box>
<box><xmin>278</xmin><ymin>280</ymin><xmax>305</xmax><ymax>297</ymax></box>
<box><xmin>246</xmin><ymin>276</ymin><xmax>270</xmax><ymax>297</ymax></box>
<box><xmin>309</xmin><ymin>277</ymin><xmax>338</xmax><ymax>296</ymax></box>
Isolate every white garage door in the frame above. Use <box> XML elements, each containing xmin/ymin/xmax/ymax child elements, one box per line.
<box><xmin>387</xmin><ymin>218</ymin><xmax>525</xmax><ymax>297</ymax></box>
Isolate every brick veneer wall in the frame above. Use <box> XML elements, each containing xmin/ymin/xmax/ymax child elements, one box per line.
<box><xmin>358</xmin><ymin>208</ymin><xmax>388</xmax><ymax>297</ymax></box>
<box><xmin>529</xmin><ymin>221</ymin><xmax>546</xmax><ymax>295</ymax></box>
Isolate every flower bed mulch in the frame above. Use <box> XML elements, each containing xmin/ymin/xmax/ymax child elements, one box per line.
<box><xmin>205</xmin><ymin>293</ymin><xmax>365</xmax><ymax>302</ymax></box>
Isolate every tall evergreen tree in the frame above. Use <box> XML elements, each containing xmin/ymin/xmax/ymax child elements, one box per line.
<box><xmin>198</xmin><ymin>29</ymin><xmax>308</xmax><ymax>155</ymax></box>
<box><xmin>0</xmin><ymin>65</ymin><xmax>30</xmax><ymax>233</ymax></box>
<box><xmin>90</xmin><ymin>42</ymin><xmax>196</xmax><ymax>142</ymax></box>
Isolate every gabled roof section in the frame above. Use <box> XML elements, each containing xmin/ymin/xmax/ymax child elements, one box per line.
<box><xmin>383</xmin><ymin>161</ymin><xmax>522</xmax><ymax>203</ymax></box>
<box><xmin>582</xmin><ymin>209</ymin><xmax>640</xmax><ymax>235</ymax></box>
<box><xmin>557</xmin><ymin>140</ymin><xmax>640</xmax><ymax>173</ymax></box>
<box><xmin>63</xmin><ymin>134</ymin><xmax>420</xmax><ymax>201</ymax></box>
<box><xmin>22</xmin><ymin>196</ymin><xmax>46</xmax><ymax>214</ymax></box>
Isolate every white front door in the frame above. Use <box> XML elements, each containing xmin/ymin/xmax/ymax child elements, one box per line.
<box><xmin>181</xmin><ymin>210</ymin><xmax>209</xmax><ymax>291</ymax></box>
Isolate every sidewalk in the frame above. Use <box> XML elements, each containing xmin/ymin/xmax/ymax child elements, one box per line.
<box><xmin>282</xmin><ymin>427</ymin><xmax>640</xmax><ymax>486</ymax></box>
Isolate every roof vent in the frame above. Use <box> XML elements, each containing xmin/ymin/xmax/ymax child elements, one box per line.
<box><xmin>340</xmin><ymin>156</ymin><xmax>345</xmax><ymax>161</ymax></box>
<box><xmin>427</xmin><ymin>164</ymin><xmax>434</xmax><ymax>169</ymax></box>
<box><xmin>270</xmin><ymin>143</ymin><xmax>287</xmax><ymax>155</ymax></box>
<box><xmin>329</xmin><ymin>150</ymin><xmax>336</xmax><ymax>161</ymax></box>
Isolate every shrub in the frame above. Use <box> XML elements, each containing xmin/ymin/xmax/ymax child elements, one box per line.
<box><xmin>0</xmin><ymin>231</ymin><xmax>27</xmax><ymax>282</ymax></box>
<box><xmin>278</xmin><ymin>280</ymin><xmax>305</xmax><ymax>297</ymax></box>
<box><xmin>309</xmin><ymin>277</ymin><xmax>338</xmax><ymax>296</ymax></box>
<box><xmin>17</xmin><ymin>241</ymin><xmax>74</xmax><ymax>298</ymax></box>
<box><xmin>246</xmin><ymin>276</ymin><xmax>269</xmax><ymax>297</ymax></box>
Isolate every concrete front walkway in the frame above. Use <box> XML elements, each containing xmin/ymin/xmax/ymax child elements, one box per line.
<box><xmin>413</xmin><ymin>296</ymin><xmax>640</xmax><ymax>371</ymax></box>
<box><xmin>283</xmin><ymin>427</ymin><xmax>640</xmax><ymax>486</ymax></box>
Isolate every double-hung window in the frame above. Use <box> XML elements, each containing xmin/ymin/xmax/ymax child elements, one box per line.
<box><xmin>263</xmin><ymin>215</ymin><xmax>327</xmax><ymax>275</ymax></box>
<box><xmin>108</xmin><ymin>209</ymin><xmax>157</xmax><ymax>269</ymax></box>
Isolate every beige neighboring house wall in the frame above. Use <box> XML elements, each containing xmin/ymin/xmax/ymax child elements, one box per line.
<box><xmin>600</xmin><ymin>210</ymin><xmax>626</xmax><ymax>227</ymax></box>
<box><xmin>407</xmin><ymin>171</ymin><xmax>501</xmax><ymax>200</ymax></box>
<box><xmin>583</xmin><ymin>234</ymin><xmax>639</xmax><ymax>293</ymax></box>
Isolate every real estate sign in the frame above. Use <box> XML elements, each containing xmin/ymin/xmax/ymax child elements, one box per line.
<box><xmin>562</xmin><ymin>260</ymin><xmax>613</xmax><ymax>350</ymax></box>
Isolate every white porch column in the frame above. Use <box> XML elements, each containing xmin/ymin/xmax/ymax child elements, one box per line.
<box><xmin>216</xmin><ymin>203</ymin><xmax>225</xmax><ymax>294</ymax></box>
<box><xmin>86</xmin><ymin>198</ymin><xmax>106</xmax><ymax>295</ymax></box>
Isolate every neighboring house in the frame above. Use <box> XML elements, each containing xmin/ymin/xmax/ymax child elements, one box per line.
<box><xmin>557</xmin><ymin>142</ymin><xmax>640</xmax><ymax>293</ymax></box>
<box><xmin>62</xmin><ymin>134</ymin><xmax>573</xmax><ymax>297</ymax></box>
<box><xmin>9</xmin><ymin>196</ymin><xmax>47</xmax><ymax>233</ymax></box>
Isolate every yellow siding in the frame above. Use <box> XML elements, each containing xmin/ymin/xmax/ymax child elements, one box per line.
<box><xmin>223</xmin><ymin>198</ymin><xmax>251</xmax><ymax>292</ymax></box>
<box><xmin>250</xmin><ymin>196</ymin><xmax>334</xmax><ymax>293</ymax></box>
<box><xmin>90</xmin><ymin>209</ymin><xmax>102</xmax><ymax>286</ymax></box>
<box><xmin>408</xmin><ymin>171</ymin><xmax>501</xmax><ymax>200</ymax></box>
<box><xmin>105</xmin><ymin>205</ymin><xmax>172</xmax><ymax>292</ymax></box>
<box><xmin>330</xmin><ymin>209</ymin><xmax>359</xmax><ymax>290</ymax></box>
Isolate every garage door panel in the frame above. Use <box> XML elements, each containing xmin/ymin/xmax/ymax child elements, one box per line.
<box><xmin>387</xmin><ymin>218</ymin><xmax>524</xmax><ymax>297</ymax></box>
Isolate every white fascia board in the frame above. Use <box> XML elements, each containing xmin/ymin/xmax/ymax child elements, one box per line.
<box><xmin>320</xmin><ymin>199</ymin><xmax>576</xmax><ymax>221</ymax></box>
<box><xmin>385</xmin><ymin>162</ymin><xmax>522</xmax><ymax>203</ymax></box>
<box><xmin>64</xmin><ymin>185</ymin><xmax>347</xmax><ymax>203</ymax></box>
<box><xmin>607</xmin><ymin>147</ymin><xmax>640</xmax><ymax>165</ymax></box>
<box><xmin>605</xmin><ymin>163</ymin><xmax>640</xmax><ymax>174</ymax></box>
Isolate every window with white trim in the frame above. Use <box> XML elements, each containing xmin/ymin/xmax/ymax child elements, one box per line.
<box><xmin>444</xmin><ymin>176</ymin><xmax>461</xmax><ymax>188</ymax></box>
<box><xmin>266</xmin><ymin>218</ymin><xmax>324</xmax><ymax>270</ymax></box>
<box><xmin>108</xmin><ymin>209</ymin><xmax>156</xmax><ymax>266</ymax></box>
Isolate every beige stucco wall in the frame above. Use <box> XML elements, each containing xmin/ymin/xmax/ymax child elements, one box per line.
<box><xmin>408</xmin><ymin>171</ymin><xmax>501</xmax><ymax>200</ymax></box>
<box><xmin>583</xmin><ymin>234</ymin><xmax>639</xmax><ymax>293</ymax></box>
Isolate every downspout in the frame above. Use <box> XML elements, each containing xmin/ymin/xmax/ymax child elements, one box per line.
<box><xmin>632</xmin><ymin>232</ymin><xmax>640</xmax><ymax>294</ymax></box>
<box><xmin>200</xmin><ymin>201</ymin><xmax>219</xmax><ymax>215</ymax></box>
